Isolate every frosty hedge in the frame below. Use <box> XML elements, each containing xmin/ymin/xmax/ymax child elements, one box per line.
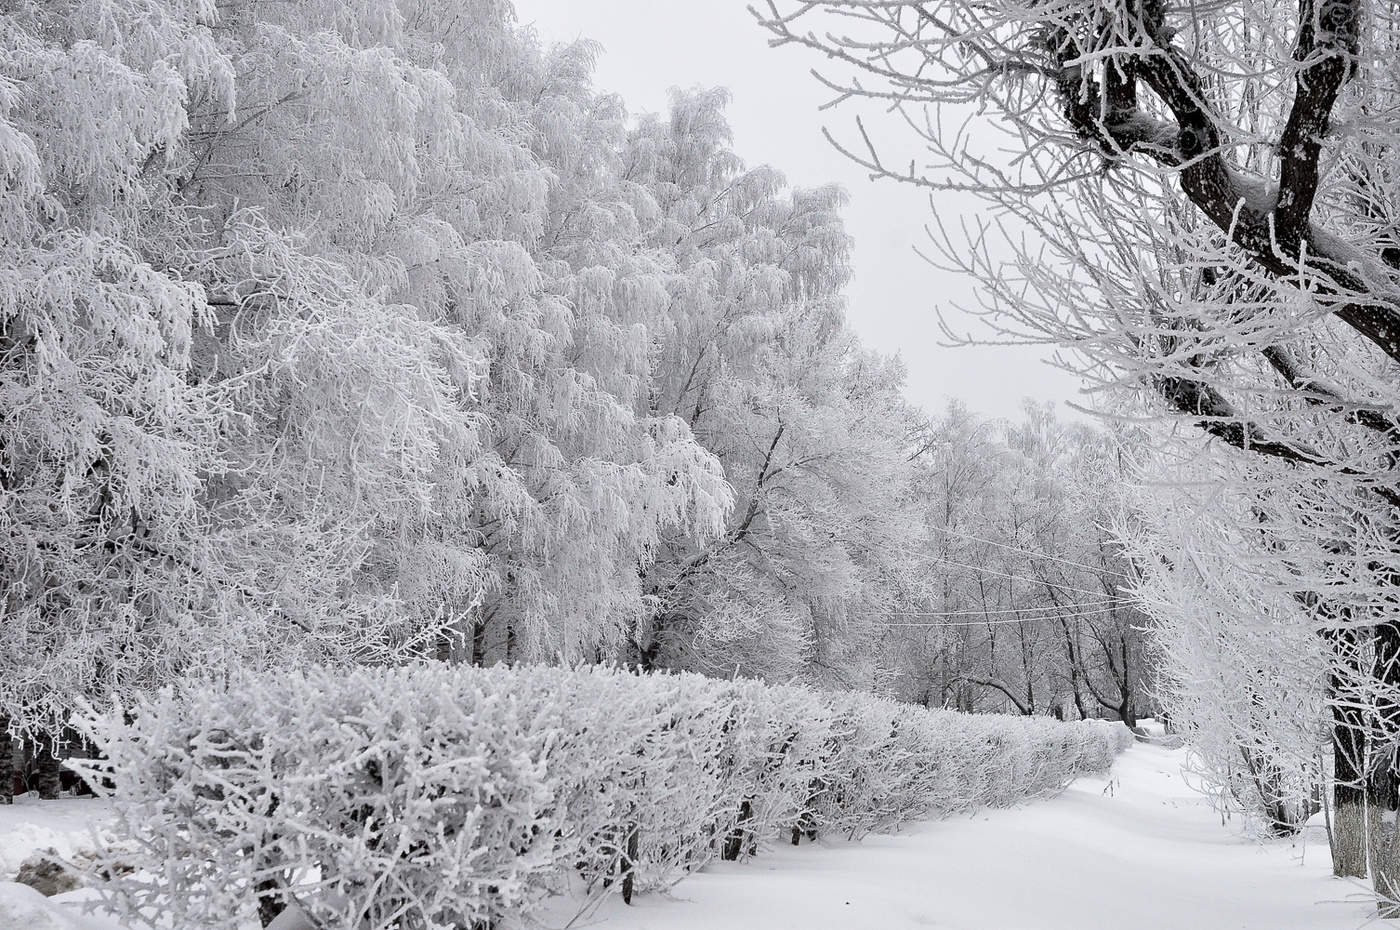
<box><xmin>80</xmin><ymin>664</ymin><xmax>1133</xmax><ymax>929</ymax></box>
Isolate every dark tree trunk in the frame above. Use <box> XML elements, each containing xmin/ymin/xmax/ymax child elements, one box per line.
<box><xmin>1055</xmin><ymin>617</ymin><xmax>1089</xmax><ymax>721</ymax></box>
<box><xmin>255</xmin><ymin>875</ymin><xmax>285</xmax><ymax>928</ymax></box>
<box><xmin>1330</xmin><ymin>627</ymin><xmax>1368</xmax><ymax>877</ymax></box>
<box><xmin>435</xmin><ymin>624</ymin><xmax>455</xmax><ymax>663</ymax></box>
<box><xmin>620</xmin><ymin>822</ymin><xmax>638</xmax><ymax>905</ymax></box>
<box><xmin>0</xmin><ymin>718</ymin><xmax>11</xmax><ymax>804</ymax></box>
<box><xmin>1118</xmin><ymin>638</ymin><xmax>1138</xmax><ymax>728</ymax></box>
<box><xmin>722</xmin><ymin>799</ymin><xmax>753</xmax><ymax>861</ymax></box>
<box><xmin>471</xmin><ymin>619</ymin><xmax>488</xmax><ymax>666</ymax></box>
<box><xmin>1370</xmin><ymin>620</ymin><xmax>1400</xmax><ymax>914</ymax></box>
<box><xmin>35</xmin><ymin>735</ymin><xmax>61</xmax><ymax>800</ymax></box>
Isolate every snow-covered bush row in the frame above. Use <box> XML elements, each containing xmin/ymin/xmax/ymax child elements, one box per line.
<box><xmin>80</xmin><ymin>663</ymin><xmax>1130</xmax><ymax>930</ymax></box>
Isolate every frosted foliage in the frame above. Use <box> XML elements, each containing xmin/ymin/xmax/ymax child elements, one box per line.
<box><xmin>78</xmin><ymin>663</ymin><xmax>1132</xmax><ymax>930</ymax></box>
<box><xmin>1</xmin><ymin>0</ymin><xmax>940</xmax><ymax>736</ymax></box>
<box><xmin>0</xmin><ymin>0</ymin><xmax>760</xmax><ymax>732</ymax></box>
<box><xmin>629</xmin><ymin>89</ymin><xmax>928</xmax><ymax>686</ymax></box>
<box><xmin>1126</xmin><ymin>441</ymin><xmax>1331</xmax><ymax>832</ymax></box>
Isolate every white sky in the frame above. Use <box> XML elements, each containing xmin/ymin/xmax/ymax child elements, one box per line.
<box><xmin>510</xmin><ymin>0</ymin><xmax>1089</xmax><ymax>420</ymax></box>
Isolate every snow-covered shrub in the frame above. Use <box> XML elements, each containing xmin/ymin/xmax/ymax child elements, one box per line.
<box><xmin>80</xmin><ymin>663</ymin><xmax>1128</xmax><ymax>929</ymax></box>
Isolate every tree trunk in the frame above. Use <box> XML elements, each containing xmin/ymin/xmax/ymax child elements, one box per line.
<box><xmin>35</xmin><ymin>735</ymin><xmax>61</xmax><ymax>800</ymax></box>
<box><xmin>1332</xmin><ymin>790</ymin><xmax>1368</xmax><ymax>878</ymax></box>
<box><xmin>255</xmin><ymin>875</ymin><xmax>285</xmax><ymax>928</ymax></box>
<box><xmin>471</xmin><ymin>619</ymin><xmax>487</xmax><ymax>666</ymax></box>
<box><xmin>1371</xmin><ymin>620</ymin><xmax>1400</xmax><ymax>915</ymax></box>
<box><xmin>436</xmin><ymin>614</ymin><xmax>465</xmax><ymax>663</ymax></box>
<box><xmin>0</xmin><ymin>718</ymin><xmax>11</xmax><ymax>805</ymax></box>
<box><xmin>1056</xmin><ymin>619</ymin><xmax>1089</xmax><ymax>721</ymax></box>
<box><xmin>620</xmin><ymin>822</ymin><xmax>638</xmax><ymax>905</ymax></box>
<box><xmin>722</xmin><ymin>799</ymin><xmax>752</xmax><ymax>861</ymax></box>
<box><xmin>1320</xmin><ymin>622</ymin><xmax>1369</xmax><ymax>877</ymax></box>
<box><xmin>1332</xmin><ymin>676</ymin><xmax>1369</xmax><ymax>877</ymax></box>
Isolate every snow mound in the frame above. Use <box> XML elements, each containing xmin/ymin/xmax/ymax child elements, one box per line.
<box><xmin>0</xmin><ymin>881</ymin><xmax>94</xmax><ymax>930</ymax></box>
<box><xmin>0</xmin><ymin>796</ymin><xmax>113</xmax><ymax>880</ymax></box>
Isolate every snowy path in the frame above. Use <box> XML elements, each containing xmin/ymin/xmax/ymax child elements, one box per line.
<box><xmin>554</xmin><ymin>742</ymin><xmax>1375</xmax><ymax>930</ymax></box>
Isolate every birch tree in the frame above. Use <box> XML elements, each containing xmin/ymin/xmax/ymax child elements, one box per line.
<box><xmin>0</xmin><ymin>0</ymin><xmax>736</xmax><ymax>779</ymax></box>
<box><xmin>630</xmin><ymin>89</ymin><xmax>928</xmax><ymax>685</ymax></box>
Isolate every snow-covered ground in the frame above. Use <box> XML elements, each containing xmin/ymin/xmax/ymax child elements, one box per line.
<box><xmin>0</xmin><ymin>795</ymin><xmax>113</xmax><ymax>879</ymax></box>
<box><xmin>547</xmin><ymin>741</ymin><xmax>1374</xmax><ymax>930</ymax></box>
<box><xmin>0</xmin><ymin>740</ymin><xmax>1380</xmax><ymax>930</ymax></box>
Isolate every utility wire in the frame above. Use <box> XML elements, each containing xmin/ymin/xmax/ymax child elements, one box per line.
<box><xmin>866</xmin><ymin>539</ymin><xmax>1130</xmax><ymax>600</ymax></box>
<box><xmin>931</xmin><ymin>526</ymin><xmax>1134</xmax><ymax>581</ymax></box>
<box><xmin>883</xmin><ymin>600</ymin><xmax>1131</xmax><ymax>617</ymax></box>
<box><xmin>880</xmin><ymin>605</ymin><xmax>1128</xmax><ymax>628</ymax></box>
<box><xmin>917</xmin><ymin>554</ymin><xmax>1122</xmax><ymax>600</ymax></box>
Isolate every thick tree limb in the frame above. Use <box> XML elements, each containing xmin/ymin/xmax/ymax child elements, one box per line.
<box><xmin>1051</xmin><ymin>0</ymin><xmax>1400</xmax><ymax>365</ymax></box>
<box><xmin>1275</xmin><ymin>0</ymin><xmax>1360</xmax><ymax>246</ymax></box>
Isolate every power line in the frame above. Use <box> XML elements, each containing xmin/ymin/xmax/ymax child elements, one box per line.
<box><xmin>881</xmin><ymin>605</ymin><xmax>1130</xmax><ymax>628</ymax></box>
<box><xmin>864</xmin><ymin>538</ymin><xmax>1131</xmax><ymax>600</ymax></box>
<box><xmin>883</xmin><ymin>603</ymin><xmax>1131</xmax><ymax>619</ymax></box>
<box><xmin>918</xmin><ymin>554</ymin><xmax>1121</xmax><ymax>600</ymax></box>
<box><xmin>883</xmin><ymin>599</ymin><xmax>1131</xmax><ymax>617</ymax></box>
<box><xmin>931</xmin><ymin>526</ymin><xmax>1134</xmax><ymax>582</ymax></box>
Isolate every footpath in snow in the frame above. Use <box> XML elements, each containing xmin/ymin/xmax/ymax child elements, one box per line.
<box><xmin>549</xmin><ymin>741</ymin><xmax>1375</xmax><ymax>930</ymax></box>
<box><xmin>0</xmin><ymin>741</ymin><xmax>1381</xmax><ymax>930</ymax></box>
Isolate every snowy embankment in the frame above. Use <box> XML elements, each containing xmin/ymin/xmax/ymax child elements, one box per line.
<box><xmin>1</xmin><ymin>739</ymin><xmax>1375</xmax><ymax>930</ymax></box>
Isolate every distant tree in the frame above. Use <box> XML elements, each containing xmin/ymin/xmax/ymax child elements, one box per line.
<box><xmin>630</xmin><ymin>89</ymin><xmax>929</xmax><ymax>686</ymax></box>
<box><xmin>888</xmin><ymin>403</ymin><xmax>1152</xmax><ymax>722</ymax></box>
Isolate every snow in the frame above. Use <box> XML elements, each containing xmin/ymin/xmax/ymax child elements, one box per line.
<box><xmin>1137</xmin><ymin>715</ymin><xmax>1167</xmax><ymax>737</ymax></box>
<box><xmin>0</xmin><ymin>794</ymin><xmax>113</xmax><ymax>879</ymax></box>
<box><xmin>0</xmin><ymin>794</ymin><xmax>121</xmax><ymax>930</ymax></box>
<box><xmin>544</xmin><ymin>741</ymin><xmax>1375</xmax><ymax>930</ymax></box>
<box><xmin>0</xmin><ymin>742</ymin><xmax>1380</xmax><ymax>930</ymax></box>
<box><xmin>0</xmin><ymin>883</ymin><xmax>115</xmax><ymax>930</ymax></box>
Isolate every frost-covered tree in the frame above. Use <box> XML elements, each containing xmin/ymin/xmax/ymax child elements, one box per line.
<box><xmin>1128</xmin><ymin>439</ymin><xmax>1330</xmax><ymax>835</ymax></box>
<box><xmin>0</xmin><ymin>0</ymin><xmax>515</xmax><ymax>788</ymax></box>
<box><xmin>4</xmin><ymin>0</ymin><xmax>947</xmax><ymax>800</ymax></box>
<box><xmin>757</xmin><ymin>0</ymin><xmax>1400</xmax><ymax>903</ymax></box>
<box><xmin>0</xmin><ymin>0</ymin><xmax>736</xmax><ymax>780</ymax></box>
<box><xmin>889</xmin><ymin>403</ymin><xmax>1151</xmax><ymax>721</ymax></box>
<box><xmin>422</xmin><ymin>40</ymin><xmax>733</xmax><ymax>665</ymax></box>
<box><xmin>627</xmin><ymin>89</ymin><xmax>928</xmax><ymax>686</ymax></box>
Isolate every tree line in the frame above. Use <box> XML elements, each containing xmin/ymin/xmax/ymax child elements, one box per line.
<box><xmin>0</xmin><ymin>0</ymin><xmax>1148</xmax><ymax>802</ymax></box>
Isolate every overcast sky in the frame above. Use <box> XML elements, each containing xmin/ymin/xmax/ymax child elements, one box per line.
<box><xmin>511</xmin><ymin>0</ymin><xmax>1088</xmax><ymax>421</ymax></box>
